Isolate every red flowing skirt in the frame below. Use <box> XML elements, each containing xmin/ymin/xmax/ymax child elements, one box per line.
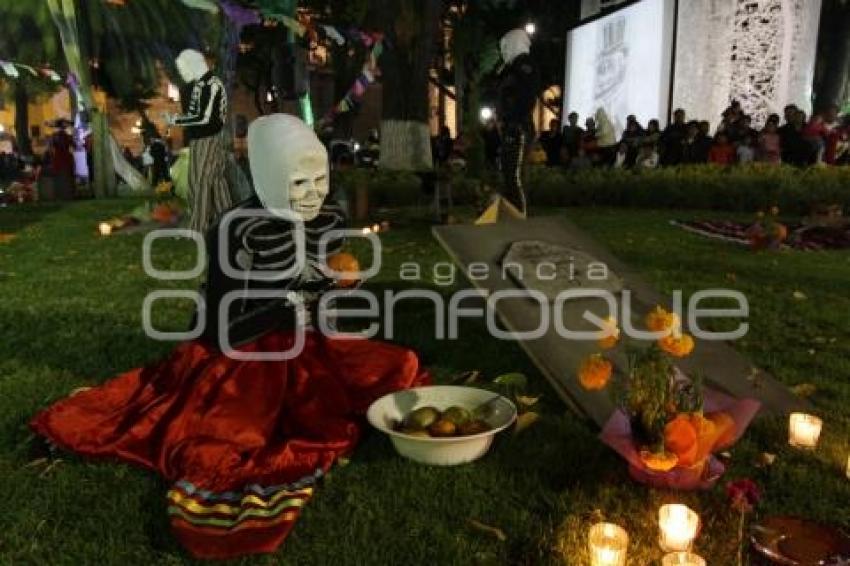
<box><xmin>31</xmin><ymin>331</ymin><xmax>428</xmax><ymax>559</ymax></box>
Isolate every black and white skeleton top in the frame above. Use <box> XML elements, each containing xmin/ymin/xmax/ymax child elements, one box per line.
<box><xmin>200</xmin><ymin>196</ymin><xmax>347</xmax><ymax>349</ymax></box>
<box><xmin>497</xmin><ymin>53</ymin><xmax>540</xmax><ymax>133</ymax></box>
<box><xmin>174</xmin><ymin>71</ymin><xmax>227</xmax><ymax>140</ymax></box>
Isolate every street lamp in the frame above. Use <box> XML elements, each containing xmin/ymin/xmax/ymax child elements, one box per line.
<box><xmin>524</xmin><ymin>22</ymin><xmax>536</xmax><ymax>35</ymax></box>
<box><xmin>479</xmin><ymin>106</ymin><xmax>494</xmax><ymax>122</ymax></box>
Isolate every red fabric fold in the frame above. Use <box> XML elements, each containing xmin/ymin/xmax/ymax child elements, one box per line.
<box><xmin>31</xmin><ymin>330</ymin><xmax>428</xmax><ymax>559</ymax></box>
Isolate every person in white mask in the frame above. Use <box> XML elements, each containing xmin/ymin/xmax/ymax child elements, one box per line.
<box><xmin>493</xmin><ymin>28</ymin><xmax>540</xmax><ymax>217</ymax></box>
<box><xmin>165</xmin><ymin>49</ymin><xmax>232</xmax><ymax>233</ymax></box>
<box><xmin>30</xmin><ymin>114</ymin><xmax>428</xmax><ymax>559</ymax></box>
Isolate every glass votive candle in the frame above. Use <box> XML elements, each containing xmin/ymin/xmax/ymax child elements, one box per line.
<box><xmin>788</xmin><ymin>412</ymin><xmax>822</xmax><ymax>449</ymax></box>
<box><xmin>658</xmin><ymin>504</ymin><xmax>700</xmax><ymax>552</ymax></box>
<box><xmin>587</xmin><ymin>522</ymin><xmax>628</xmax><ymax>566</ymax></box>
<box><xmin>662</xmin><ymin>551</ymin><xmax>707</xmax><ymax>566</ymax></box>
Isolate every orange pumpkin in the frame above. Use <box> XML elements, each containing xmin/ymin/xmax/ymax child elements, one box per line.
<box><xmin>664</xmin><ymin>415</ymin><xmax>699</xmax><ymax>467</ymax></box>
<box><xmin>639</xmin><ymin>450</ymin><xmax>679</xmax><ymax>472</ymax></box>
<box><xmin>326</xmin><ymin>252</ymin><xmax>361</xmax><ymax>288</ymax></box>
<box><xmin>706</xmin><ymin>411</ymin><xmax>736</xmax><ymax>450</ymax></box>
<box><xmin>577</xmin><ymin>354</ymin><xmax>613</xmax><ymax>391</ymax></box>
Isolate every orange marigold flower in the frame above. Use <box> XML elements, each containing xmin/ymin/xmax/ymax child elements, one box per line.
<box><xmin>597</xmin><ymin>316</ymin><xmax>620</xmax><ymax>350</ymax></box>
<box><xmin>639</xmin><ymin>449</ymin><xmax>679</xmax><ymax>472</ymax></box>
<box><xmin>578</xmin><ymin>354</ymin><xmax>613</xmax><ymax>391</ymax></box>
<box><xmin>659</xmin><ymin>333</ymin><xmax>695</xmax><ymax>357</ymax></box>
<box><xmin>645</xmin><ymin>305</ymin><xmax>680</xmax><ymax>334</ymax></box>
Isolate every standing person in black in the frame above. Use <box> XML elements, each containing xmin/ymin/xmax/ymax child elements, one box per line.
<box><xmin>561</xmin><ymin>111</ymin><xmax>584</xmax><ymax>163</ymax></box>
<box><xmin>165</xmin><ymin>49</ymin><xmax>231</xmax><ymax>234</ymax></box>
<box><xmin>779</xmin><ymin>105</ymin><xmax>807</xmax><ymax>166</ymax></box>
<box><xmin>661</xmin><ymin>108</ymin><xmax>688</xmax><ymax>165</ymax></box>
<box><xmin>620</xmin><ymin>115</ymin><xmax>644</xmax><ymax>166</ymax></box>
<box><xmin>145</xmin><ymin>131</ymin><xmax>171</xmax><ymax>187</ymax></box>
<box><xmin>681</xmin><ymin>121</ymin><xmax>702</xmax><ymax>164</ymax></box>
<box><xmin>495</xmin><ymin>28</ymin><xmax>539</xmax><ymax>216</ymax></box>
<box><xmin>539</xmin><ymin>118</ymin><xmax>563</xmax><ymax>167</ymax></box>
<box><xmin>694</xmin><ymin>121</ymin><xmax>713</xmax><ymax>163</ymax></box>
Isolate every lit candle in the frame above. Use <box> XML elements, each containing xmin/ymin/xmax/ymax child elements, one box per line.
<box><xmin>788</xmin><ymin>412</ymin><xmax>822</xmax><ymax>449</ymax></box>
<box><xmin>661</xmin><ymin>551</ymin><xmax>706</xmax><ymax>566</ymax></box>
<box><xmin>98</xmin><ymin>222</ymin><xmax>112</xmax><ymax>236</ymax></box>
<box><xmin>658</xmin><ymin>504</ymin><xmax>699</xmax><ymax>552</ymax></box>
<box><xmin>587</xmin><ymin>522</ymin><xmax>628</xmax><ymax>566</ymax></box>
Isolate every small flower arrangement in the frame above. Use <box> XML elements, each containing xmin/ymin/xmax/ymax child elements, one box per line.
<box><xmin>580</xmin><ymin>306</ymin><xmax>761</xmax><ymax>490</ymax></box>
<box><xmin>746</xmin><ymin>206</ymin><xmax>787</xmax><ymax>250</ymax></box>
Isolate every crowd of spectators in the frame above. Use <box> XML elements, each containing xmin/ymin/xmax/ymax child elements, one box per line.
<box><xmin>536</xmin><ymin>101</ymin><xmax>850</xmax><ymax>170</ymax></box>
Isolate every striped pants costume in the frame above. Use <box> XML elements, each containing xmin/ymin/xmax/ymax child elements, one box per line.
<box><xmin>188</xmin><ymin>134</ymin><xmax>233</xmax><ymax>234</ymax></box>
<box><xmin>500</xmin><ymin>124</ymin><xmax>527</xmax><ymax>215</ymax></box>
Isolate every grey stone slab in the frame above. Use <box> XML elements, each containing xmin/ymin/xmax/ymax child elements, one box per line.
<box><xmin>433</xmin><ymin>216</ymin><xmax>808</xmax><ymax>427</ymax></box>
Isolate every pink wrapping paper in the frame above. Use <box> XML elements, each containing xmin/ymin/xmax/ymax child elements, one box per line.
<box><xmin>600</xmin><ymin>388</ymin><xmax>762</xmax><ymax>490</ymax></box>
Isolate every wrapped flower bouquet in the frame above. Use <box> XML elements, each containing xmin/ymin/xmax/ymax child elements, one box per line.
<box><xmin>578</xmin><ymin>306</ymin><xmax>761</xmax><ymax>490</ymax></box>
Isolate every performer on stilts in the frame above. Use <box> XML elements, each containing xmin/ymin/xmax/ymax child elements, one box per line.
<box><xmin>488</xmin><ymin>28</ymin><xmax>540</xmax><ymax>220</ymax></box>
<box><xmin>167</xmin><ymin>49</ymin><xmax>233</xmax><ymax>234</ymax></box>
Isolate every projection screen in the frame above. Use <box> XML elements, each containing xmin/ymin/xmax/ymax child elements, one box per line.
<box><xmin>563</xmin><ymin>0</ymin><xmax>676</xmax><ymax>139</ymax></box>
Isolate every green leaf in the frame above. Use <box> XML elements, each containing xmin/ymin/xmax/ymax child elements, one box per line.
<box><xmin>493</xmin><ymin>372</ymin><xmax>527</xmax><ymax>388</ymax></box>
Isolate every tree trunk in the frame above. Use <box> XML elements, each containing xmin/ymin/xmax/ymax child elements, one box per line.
<box><xmin>13</xmin><ymin>82</ymin><xmax>32</xmax><ymax>156</ymax></box>
<box><xmin>48</xmin><ymin>0</ymin><xmax>142</xmax><ymax>197</ymax></box>
<box><xmin>218</xmin><ymin>16</ymin><xmax>253</xmax><ymax>202</ymax></box>
<box><xmin>91</xmin><ymin>110</ymin><xmax>116</xmax><ymax>197</ymax></box>
<box><xmin>378</xmin><ymin>0</ymin><xmax>440</xmax><ymax>171</ymax></box>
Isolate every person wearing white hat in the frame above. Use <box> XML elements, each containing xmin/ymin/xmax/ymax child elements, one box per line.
<box><xmin>165</xmin><ymin>48</ymin><xmax>231</xmax><ymax>233</ymax></box>
<box><xmin>494</xmin><ymin>28</ymin><xmax>540</xmax><ymax>217</ymax></box>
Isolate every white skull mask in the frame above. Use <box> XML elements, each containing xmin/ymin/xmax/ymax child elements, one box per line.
<box><xmin>247</xmin><ymin>114</ymin><xmax>329</xmax><ymax>221</ymax></box>
<box><xmin>499</xmin><ymin>29</ymin><xmax>531</xmax><ymax>65</ymax></box>
<box><xmin>175</xmin><ymin>49</ymin><xmax>209</xmax><ymax>82</ymax></box>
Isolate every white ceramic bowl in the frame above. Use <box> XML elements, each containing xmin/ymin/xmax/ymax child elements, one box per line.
<box><xmin>366</xmin><ymin>385</ymin><xmax>517</xmax><ymax>466</ymax></box>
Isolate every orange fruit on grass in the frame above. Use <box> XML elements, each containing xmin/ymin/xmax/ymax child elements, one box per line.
<box><xmin>706</xmin><ymin>411</ymin><xmax>736</xmax><ymax>450</ymax></box>
<box><xmin>664</xmin><ymin>414</ymin><xmax>699</xmax><ymax>467</ymax></box>
<box><xmin>326</xmin><ymin>252</ymin><xmax>360</xmax><ymax>288</ymax></box>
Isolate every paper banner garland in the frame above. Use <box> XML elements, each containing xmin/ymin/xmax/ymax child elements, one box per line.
<box><xmin>219</xmin><ymin>0</ymin><xmax>260</xmax><ymax>28</ymax></box>
<box><xmin>321</xmin><ymin>25</ymin><xmax>346</xmax><ymax>46</ymax></box>
<box><xmin>0</xmin><ymin>60</ymin><xmax>62</xmax><ymax>81</ymax></box>
<box><xmin>0</xmin><ymin>61</ymin><xmax>18</xmax><ymax>78</ymax></box>
<box><xmin>320</xmin><ymin>41</ymin><xmax>384</xmax><ymax>125</ymax></box>
<box><xmin>179</xmin><ymin>0</ymin><xmax>220</xmax><ymax>14</ymax></box>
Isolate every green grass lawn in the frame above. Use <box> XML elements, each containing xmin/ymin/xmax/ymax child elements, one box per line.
<box><xmin>0</xmin><ymin>199</ymin><xmax>848</xmax><ymax>565</ymax></box>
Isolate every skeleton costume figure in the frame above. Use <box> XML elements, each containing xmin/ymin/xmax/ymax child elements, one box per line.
<box><xmin>496</xmin><ymin>29</ymin><xmax>540</xmax><ymax>216</ymax></box>
<box><xmin>31</xmin><ymin>115</ymin><xmax>428</xmax><ymax>560</ymax></box>
<box><xmin>169</xmin><ymin>49</ymin><xmax>233</xmax><ymax>233</ymax></box>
